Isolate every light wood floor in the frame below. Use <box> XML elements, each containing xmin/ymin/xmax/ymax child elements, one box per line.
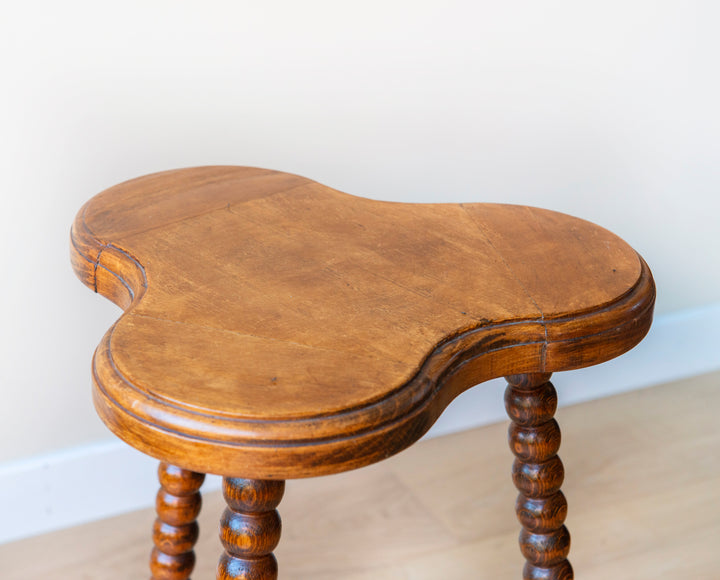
<box><xmin>1</xmin><ymin>372</ymin><xmax>718</xmax><ymax>579</ymax></box>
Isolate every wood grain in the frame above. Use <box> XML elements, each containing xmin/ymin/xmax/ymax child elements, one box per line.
<box><xmin>150</xmin><ymin>463</ymin><xmax>205</xmax><ymax>580</ymax></box>
<box><xmin>70</xmin><ymin>167</ymin><xmax>655</xmax><ymax>479</ymax></box>
<box><xmin>218</xmin><ymin>478</ymin><xmax>284</xmax><ymax>580</ymax></box>
<box><xmin>506</xmin><ymin>374</ymin><xmax>572</xmax><ymax>579</ymax></box>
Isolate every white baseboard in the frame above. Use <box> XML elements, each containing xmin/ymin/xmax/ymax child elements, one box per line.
<box><xmin>1</xmin><ymin>304</ymin><xmax>718</xmax><ymax>545</ymax></box>
<box><xmin>0</xmin><ymin>440</ymin><xmax>223</xmax><ymax>546</ymax></box>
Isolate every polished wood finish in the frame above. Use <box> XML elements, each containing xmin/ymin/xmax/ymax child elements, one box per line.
<box><xmin>218</xmin><ymin>478</ymin><xmax>284</xmax><ymax>580</ymax></box>
<box><xmin>151</xmin><ymin>463</ymin><xmax>205</xmax><ymax>580</ymax></box>
<box><xmin>506</xmin><ymin>374</ymin><xmax>572</xmax><ymax>579</ymax></box>
<box><xmin>70</xmin><ymin>166</ymin><xmax>655</xmax><ymax>480</ymax></box>
<box><xmin>70</xmin><ymin>167</ymin><xmax>655</xmax><ymax>577</ymax></box>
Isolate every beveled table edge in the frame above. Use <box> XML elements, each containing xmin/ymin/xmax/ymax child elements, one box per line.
<box><xmin>73</xmin><ymin>202</ymin><xmax>654</xmax><ymax>477</ymax></box>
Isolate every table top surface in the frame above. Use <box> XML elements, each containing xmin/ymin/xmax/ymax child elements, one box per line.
<box><xmin>71</xmin><ymin>166</ymin><xmax>655</xmax><ymax>478</ymax></box>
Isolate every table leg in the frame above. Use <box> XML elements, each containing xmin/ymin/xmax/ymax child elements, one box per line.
<box><xmin>217</xmin><ymin>478</ymin><xmax>285</xmax><ymax>580</ymax></box>
<box><xmin>505</xmin><ymin>373</ymin><xmax>573</xmax><ymax>580</ymax></box>
<box><xmin>150</xmin><ymin>462</ymin><xmax>205</xmax><ymax>580</ymax></box>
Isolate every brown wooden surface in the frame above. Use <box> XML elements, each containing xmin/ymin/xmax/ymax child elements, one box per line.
<box><xmin>218</xmin><ymin>478</ymin><xmax>284</xmax><ymax>580</ymax></box>
<box><xmin>506</xmin><ymin>374</ymin><xmax>573</xmax><ymax>580</ymax></box>
<box><xmin>70</xmin><ymin>166</ymin><xmax>655</xmax><ymax>478</ymax></box>
<box><xmin>150</xmin><ymin>463</ymin><xmax>205</xmax><ymax>580</ymax></box>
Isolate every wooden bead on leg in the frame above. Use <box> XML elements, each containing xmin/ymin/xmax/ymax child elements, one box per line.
<box><xmin>151</xmin><ymin>463</ymin><xmax>206</xmax><ymax>580</ymax></box>
<box><xmin>218</xmin><ymin>478</ymin><xmax>285</xmax><ymax>580</ymax></box>
<box><xmin>505</xmin><ymin>373</ymin><xmax>573</xmax><ymax>580</ymax></box>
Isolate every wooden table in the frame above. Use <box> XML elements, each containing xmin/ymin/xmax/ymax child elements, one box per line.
<box><xmin>71</xmin><ymin>167</ymin><xmax>655</xmax><ymax>579</ymax></box>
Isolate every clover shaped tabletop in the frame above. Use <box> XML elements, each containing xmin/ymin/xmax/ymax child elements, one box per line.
<box><xmin>71</xmin><ymin>167</ymin><xmax>654</xmax><ymax>478</ymax></box>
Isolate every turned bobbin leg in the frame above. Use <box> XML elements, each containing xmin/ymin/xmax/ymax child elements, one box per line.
<box><xmin>217</xmin><ymin>478</ymin><xmax>285</xmax><ymax>580</ymax></box>
<box><xmin>505</xmin><ymin>373</ymin><xmax>573</xmax><ymax>580</ymax></box>
<box><xmin>150</xmin><ymin>463</ymin><xmax>206</xmax><ymax>580</ymax></box>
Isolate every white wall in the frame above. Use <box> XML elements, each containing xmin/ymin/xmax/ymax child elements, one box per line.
<box><xmin>1</xmin><ymin>1</ymin><xmax>719</xmax><ymax>468</ymax></box>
